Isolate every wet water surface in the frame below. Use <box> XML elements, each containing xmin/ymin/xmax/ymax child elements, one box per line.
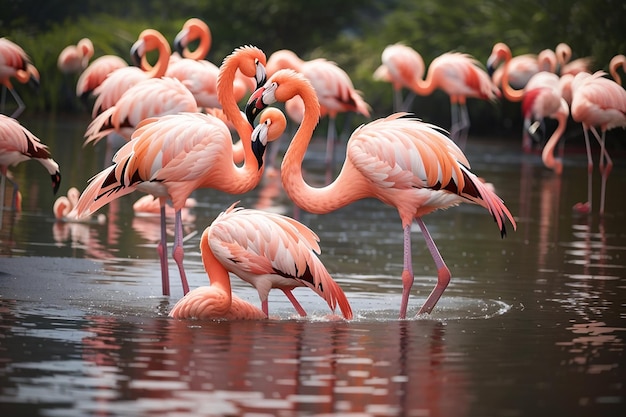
<box><xmin>1</xmin><ymin>115</ymin><xmax>625</xmax><ymax>416</ymax></box>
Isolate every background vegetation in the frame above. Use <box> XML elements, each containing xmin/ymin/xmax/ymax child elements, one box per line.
<box><xmin>2</xmin><ymin>0</ymin><xmax>625</xmax><ymax>137</ymax></box>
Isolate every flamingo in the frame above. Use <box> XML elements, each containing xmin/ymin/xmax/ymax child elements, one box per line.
<box><xmin>266</xmin><ymin>49</ymin><xmax>371</xmax><ymax>174</ymax></box>
<box><xmin>172</xmin><ymin>18</ymin><xmax>212</xmax><ymax>62</ymax></box>
<box><xmin>570</xmin><ymin>71</ymin><xmax>626</xmax><ymax>215</ymax></box>
<box><xmin>488</xmin><ymin>46</ymin><xmax>558</xmax><ymax>90</ymax></box>
<box><xmin>72</xmin><ymin>46</ymin><xmax>271</xmax><ymax>297</ymax></box>
<box><xmin>170</xmin><ymin>202</ymin><xmax>353</xmax><ymax>320</ymax></box>
<box><xmin>90</xmin><ymin>29</ymin><xmax>171</xmax><ymax>118</ymax></box>
<box><xmin>246</xmin><ymin>69</ymin><xmax>517</xmax><ymax>318</ymax></box>
<box><xmin>0</xmin><ymin>115</ymin><xmax>61</xmax><ymax>210</ymax></box>
<box><xmin>53</xmin><ymin>186</ymin><xmax>106</xmax><ymax>224</ymax></box>
<box><xmin>609</xmin><ymin>54</ymin><xmax>625</xmax><ymax>86</ymax></box>
<box><xmin>373</xmin><ymin>43</ymin><xmax>426</xmax><ymax>112</ymax></box>
<box><xmin>0</xmin><ymin>38</ymin><xmax>40</xmax><ymax>119</ymax></box>
<box><xmin>556</xmin><ymin>42</ymin><xmax>593</xmax><ymax>77</ymax></box>
<box><xmin>401</xmin><ymin>50</ymin><xmax>500</xmax><ymax>149</ymax></box>
<box><xmin>83</xmin><ymin>76</ymin><xmax>198</xmax><ymax>145</ymax></box>
<box><xmin>487</xmin><ymin>43</ymin><xmax>568</xmax><ymax>153</ymax></box>
<box><xmin>57</xmin><ymin>38</ymin><xmax>94</xmax><ymax>74</ymax></box>
<box><xmin>521</xmin><ymin>88</ymin><xmax>570</xmax><ymax>174</ymax></box>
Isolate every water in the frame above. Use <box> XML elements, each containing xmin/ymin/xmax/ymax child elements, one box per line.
<box><xmin>1</xmin><ymin>114</ymin><xmax>625</xmax><ymax>416</ymax></box>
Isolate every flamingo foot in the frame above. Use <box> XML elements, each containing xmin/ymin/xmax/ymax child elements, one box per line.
<box><xmin>573</xmin><ymin>202</ymin><xmax>591</xmax><ymax>215</ymax></box>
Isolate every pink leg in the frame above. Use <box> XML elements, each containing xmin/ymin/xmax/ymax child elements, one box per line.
<box><xmin>416</xmin><ymin>218</ymin><xmax>451</xmax><ymax>315</ymax></box>
<box><xmin>172</xmin><ymin>210</ymin><xmax>190</xmax><ymax>295</ymax></box>
<box><xmin>595</xmin><ymin>129</ymin><xmax>612</xmax><ymax>216</ymax></box>
<box><xmin>399</xmin><ymin>223</ymin><xmax>414</xmax><ymax>319</ymax></box>
<box><xmin>157</xmin><ymin>205</ymin><xmax>170</xmax><ymax>296</ymax></box>
<box><xmin>282</xmin><ymin>289</ymin><xmax>307</xmax><ymax>316</ymax></box>
<box><xmin>574</xmin><ymin>127</ymin><xmax>594</xmax><ymax>214</ymax></box>
<box><xmin>262</xmin><ymin>299</ymin><xmax>269</xmax><ymax>317</ymax></box>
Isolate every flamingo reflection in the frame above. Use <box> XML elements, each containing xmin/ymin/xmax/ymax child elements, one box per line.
<box><xmin>78</xmin><ymin>315</ymin><xmax>469</xmax><ymax>416</ymax></box>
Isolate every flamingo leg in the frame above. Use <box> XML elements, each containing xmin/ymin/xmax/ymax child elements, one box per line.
<box><xmin>594</xmin><ymin>129</ymin><xmax>612</xmax><ymax>216</ymax></box>
<box><xmin>7</xmin><ymin>87</ymin><xmax>26</xmax><ymax>119</ymax></box>
<box><xmin>172</xmin><ymin>209</ymin><xmax>190</xmax><ymax>295</ymax></box>
<box><xmin>449</xmin><ymin>100</ymin><xmax>460</xmax><ymax>141</ymax></box>
<box><xmin>157</xmin><ymin>204</ymin><xmax>171</xmax><ymax>296</ymax></box>
<box><xmin>325</xmin><ymin>115</ymin><xmax>337</xmax><ymax>182</ymax></box>
<box><xmin>582</xmin><ymin>127</ymin><xmax>594</xmax><ymax>212</ymax></box>
<box><xmin>281</xmin><ymin>289</ymin><xmax>307</xmax><ymax>316</ymax></box>
<box><xmin>415</xmin><ymin>217</ymin><xmax>451</xmax><ymax>316</ymax></box>
<box><xmin>262</xmin><ymin>299</ymin><xmax>269</xmax><ymax>317</ymax></box>
<box><xmin>456</xmin><ymin>101</ymin><xmax>470</xmax><ymax>151</ymax></box>
<box><xmin>401</xmin><ymin>91</ymin><xmax>417</xmax><ymax>112</ymax></box>
<box><xmin>393</xmin><ymin>88</ymin><xmax>403</xmax><ymax>113</ymax></box>
<box><xmin>399</xmin><ymin>223</ymin><xmax>414</xmax><ymax>319</ymax></box>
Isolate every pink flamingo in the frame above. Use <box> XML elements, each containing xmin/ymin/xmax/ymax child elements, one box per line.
<box><xmin>409</xmin><ymin>51</ymin><xmax>500</xmax><ymax>148</ymax></box>
<box><xmin>570</xmin><ymin>71</ymin><xmax>626</xmax><ymax>215</ymax></box>
<box><xmin>488</xmin><ymin>43</ymin><xmax>567</xmax><ymax>153</ymax></box>
<box><xmin>72</xmin><ymin>46</ymin><xmax>272</xmax><ymax>297</ymax></box>
<box><xmin>0</xmin><ymin>115</ymin><xmax>61</xmax><ymax>209</ymax></box>
<box><xmin>373</xmin><ymin>43</ymin><xmax>426</xmax><ymax>112</ymax></box>
<box><xmin>521</xmin><ymin>88</ymin><xmax>570</xmax><ymax>174</ymax></box>
<box><xmin>54</xmin><ymin>186</ymin><xmax>106</xmax><ymax>223</ymax></box>
<box><xmin>246</xmin><ymin>69</ymin><xmax>517</xmax><ymax>318</ymax></box>
<box><xmin>83</xmin><ymin>76</ymin><xmax>198</xmax><ymax>145</ymax></box>
<box><xmin>90</xmin><ymin>29</ymin><xmax>171</xmax><ymax>118</ymax></box>
<box><xmin>57</xmin><ymin>38</ymin><xmax>94</xmax><ymax>74</ymax></box>
<box><xmin>172</xmin><ymin>18</ymin><xmax>212</xmax><ymax>62</ymax></box>
<box><xmin>0</xmin><ymin>38</ymin><xmax>40</xmax><ymax>118</ymax></box>
<box><xmin>266</xmin><ymin>49</ymin><xmax>371</xmax><ymax>173</ymax></box>
<box><xmin>487</xmin><ymin>43</ymin><xmax>558</xmax><ymax>91</ymax></box>
<box><xmin>170</xmin><ymin>202</ymin><xmax>353</xmax><ymax>320</ymax></box>
<box><xmin>556</xmin><ymin>43</ymin><xmax>593</xmax><ymax>77</ymax></box>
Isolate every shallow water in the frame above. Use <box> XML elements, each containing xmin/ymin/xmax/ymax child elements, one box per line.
<box><xmin>1</xmin><ymin>114</ymin><xmax>625</xmax><ymax>416</ymax></box>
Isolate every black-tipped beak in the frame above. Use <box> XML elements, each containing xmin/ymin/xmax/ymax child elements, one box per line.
<box><xmin>486</xmin><ymin>57</ymin><xmax>497</xmax><ymax>77</ymax></box>
<box><xmin>130</xmin><ymin>43</ymin><xmax>142</xmax><ymax>67</ymax></box>
<box><xmin>173</xmin><ymin>33</ymin><xmax>185</xmax><ymax>56</ymax></box>
<box><xmin>251</xmin><ymin>139</ymin><xmax>267</xmax><ymax>171</ymax></box>
<box><xmin>245</xmin><ymin>87</ymin><xmax>266</xmax><ymax>125</ymax></box>
<box><xmin>51</xmin><ymin>172</ymin><xmax>61</xmax><ymax>195</ymax></box>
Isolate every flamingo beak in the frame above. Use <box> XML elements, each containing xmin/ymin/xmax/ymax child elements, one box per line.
<box><xmin>486</xmin><ymin>55</ymin><xmax>498</xmax><ymax>77</ymax></box>
<box><xmin>51</xmin><ymin>171</ymin><xmax>61</xmax><ymax>195</ymax></box>
<box><xmin>245</xmin><ymin>87</ymin><xmax>267</xmax><ymax>125</ymax></box>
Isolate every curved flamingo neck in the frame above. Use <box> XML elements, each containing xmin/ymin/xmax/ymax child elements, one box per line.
<box><xmin>200</xmin><ymin>234</ymin><xmax>232</xmax><ymax>306</ymax></box>
<box><xmin>281</xmin><ymin>80</ymin><xmax>369</xmax><ymax>214</ymax></box>
<box><xmin>542</xmin><ymin>102</ymin><xmax>568</xmax><ymax>174</ymax></box>
<box><xmin>412</xmin><ymin>61</ymin><xmax>438</xmax><ymax>96</ymax></box>
<box><xmin>184</xmin><ymin>25</ymin><xmax>211</xmax><ymax>60</ymax></box>
<box><xmin>499</xmin><ymin>47</ymin><xmax>524</xmax><ymax>102</ymax></box>
<box><xmin>217</xmin><ymin>54</ymin><xmax>254</xmax><ymax>169</ymax></box>
<box><xmin>142</xmin><ymin>38</ymin><xmax>170</xmax><ymax>79</ymax></box>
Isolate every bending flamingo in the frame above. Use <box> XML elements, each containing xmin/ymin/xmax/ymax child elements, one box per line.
<box><xmin>72</xmin><ymin>46</ymin><xmax>270</xmax><ymax>297</ymax></box>
<box><xmin>246</xmin><ymin>69</ymin><xmax>516</xmax><ymax>318</ymax></box>
<box><xmin>0</xmin><ymin>115</ymin><xmax>61</xmax><ymax>209</ymax></box>
<box><xmin>570</xmin><ymin>71</ymin><xmax>626</xmax><ymax>215</ymax></box>
<box><xmin>170</xmin><ymin>202</ymin><xmax>353</xmax><ymax>320</ymax></box>
<box><xmin>0</xmin><ymin>38</ymin><xmax>40</xmax><ymax>118</ymax></box>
